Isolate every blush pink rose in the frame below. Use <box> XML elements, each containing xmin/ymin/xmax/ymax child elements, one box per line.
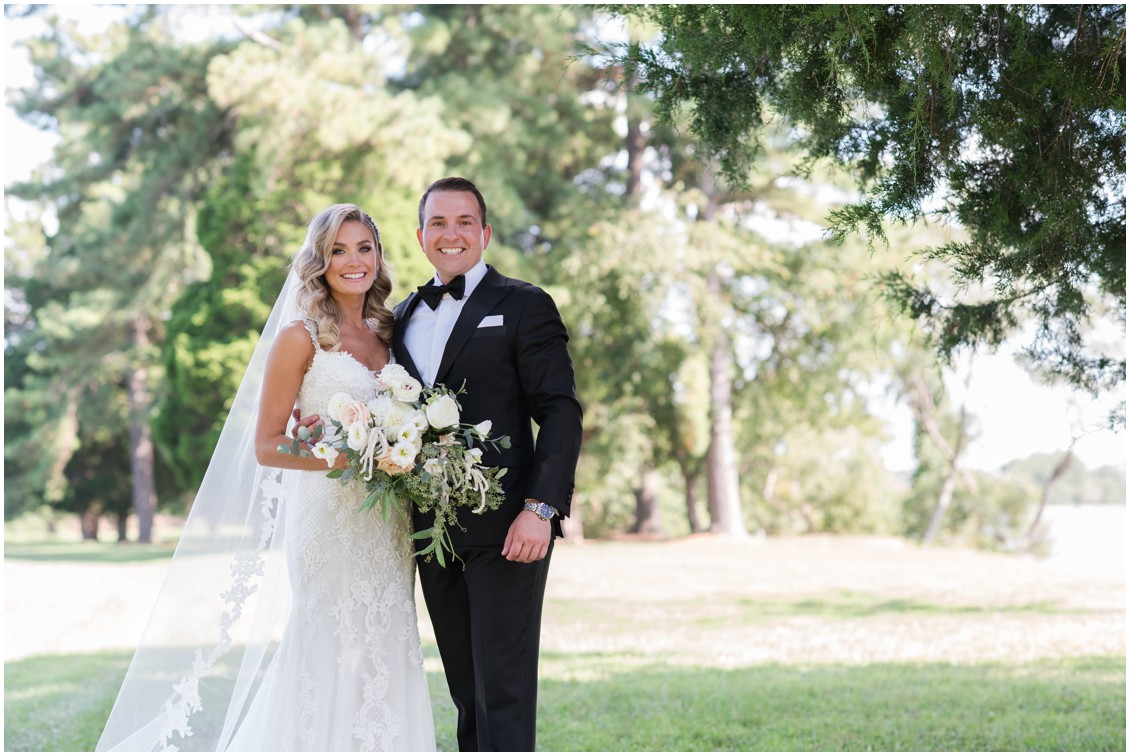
<box><xmin>339</xmin><ymin>400</ymin><xmax>370</xmax><ymax>429</ymax></box>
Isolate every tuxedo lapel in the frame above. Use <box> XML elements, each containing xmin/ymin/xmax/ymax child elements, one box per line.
<box><xmin>392</xmin><ymin>293</ymin><xmax>424</xmax><ymax>382</ymax></box>
<box><xmin>434</xmin><ymin>267</ymin><xmax>509</xmax><ymax>387</ymax></box>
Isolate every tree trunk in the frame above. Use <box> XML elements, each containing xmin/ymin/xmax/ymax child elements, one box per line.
<box><xmin>129</xmin><ymin>317</ymin><xmax>157</xmax><ymax>544</ymax></box>
<box><xmin>116</xmin><ymin>511</ymin><xmax>130</xmax><ymax>542</ymax></box>
<box><xmin>906</xmin><ymin>366</ymin><xmax>976</xmax><ymax>544</ymax></box>
<box><xmin>922</xmin><ymin>470</ymin><xmax>956</xmax><ymax>544</ymax></box>
<box><xmin>631</xmin><ymin>465</ymin><xmax>665</xmax><ymax>536</ymax></box>
<box><xmin>624</xmin><ymin>55</ymin><xmax>646</xmax><ymax>204</ymax></box>
<box><xmin>705</xmin><ymin>310</ymin><xmax>746</xmax><ymax>536</ymax></box>
<box><xmin>682</xmin><ymin>466</ymin><xmax>703</xmax><ymax>533</ymax></box>
<box><xmin>80</xmin><ymin>504</ymin><xmax>101</xmax><ymax>541</ymax></box>
<box><xmin>1028</xmin><ymin>447</ymin><xmax>1076</xmax><ymax>543</ymax></box>
<box><xmin>697</xmin><ymin>162</ymin><xmax>745</xmax><ymax>536</ymax></box>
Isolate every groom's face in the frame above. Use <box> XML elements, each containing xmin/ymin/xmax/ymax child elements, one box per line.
<box><xmin>417</xmin><ymin>190</ymin><xmax>492</xmax><ymax>283</ymax></box>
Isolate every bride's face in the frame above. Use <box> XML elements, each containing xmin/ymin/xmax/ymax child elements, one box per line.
<box><xmin>325</xmin><ymin>220</ymin><xmax>378</xmax><ymax>300</ymax></box>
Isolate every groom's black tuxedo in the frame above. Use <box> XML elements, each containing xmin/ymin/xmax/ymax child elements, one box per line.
<box><xmin>393</xmin><ymin>265</ymin><xmax>583</xmax><ymax>751</ymax></box>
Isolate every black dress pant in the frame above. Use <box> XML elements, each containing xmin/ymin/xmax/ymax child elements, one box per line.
<box><xmin>418</xmin><ymin>541</ymin><xmax>553</xmax><ymax>752</ymax></box>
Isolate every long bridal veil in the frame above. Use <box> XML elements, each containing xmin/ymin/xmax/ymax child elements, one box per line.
<box><xmin>97</xmin><ymin>270</ymin><xmax>306</xmax><ymax>751</ymax></box>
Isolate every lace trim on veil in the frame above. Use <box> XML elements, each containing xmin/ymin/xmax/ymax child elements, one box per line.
<box><xmin>156</xmin><ymin>471</ymin><xmax>283</xmax><ymax>750</ymax></box>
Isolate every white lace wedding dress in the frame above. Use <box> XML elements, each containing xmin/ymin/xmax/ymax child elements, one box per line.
<box><xmin>226</xmin><ymin>322</ymin><xmax>436</xmax><ymax>751</ymax></box>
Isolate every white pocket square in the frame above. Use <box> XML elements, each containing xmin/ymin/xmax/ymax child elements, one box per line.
<box><xmin>479</xmin><ymin>314</ymin><xmax>504</xmax><ymax>328</ymax></box>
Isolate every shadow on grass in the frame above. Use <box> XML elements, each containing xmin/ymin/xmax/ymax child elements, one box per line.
<box><xmin>4</xmin><ymin>541</ymin><xmax>177</xmax><ymax>564</ymax></box>
<box><xmin>5</xmin><ymin>645</ymin><xmax>1123</xmax><ymax>752</ymax></box>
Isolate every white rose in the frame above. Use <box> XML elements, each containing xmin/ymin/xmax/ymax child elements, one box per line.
<box><xmin>326</xmin><ymin>392</ymin><xmax>353</xmax><ymax>422</ymax></box>
<box><xmin>426</xmin><ymin>395</ymin><xmax>461</xmax><ymax>430</ymax></box>
<box><xmin>376</xmin><ymin>363</ymin><xmax>410</xmax><ymax>391</ymax></box>
<box><xmin>347</xmin><ymin>424</ymin><xmax>368</xmax><ymax>452</ymax></box>
<box><xmin>390</xmin><ymin>375</ymin><xmax>423</xmax><ymax>404</ymax></box>
<box><xmin>311</xmin><ymin>442</ymin><xmax>340</xmax><ymax>468</ymax></box>
<box><xmin>473</xmin><ymin>420</ymin><xmax>492</xmax><ymax>438</ymax></box>
<box><xmin>388</xmin><ymin>400</ymin><xmax>414</xmax><ymax>428</ymax></box>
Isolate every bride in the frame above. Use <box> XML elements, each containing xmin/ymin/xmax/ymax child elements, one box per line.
<box><xmin>97</xmin><ymin>204</ymin><xmax>436</xmax><ymax>751</ymax></box>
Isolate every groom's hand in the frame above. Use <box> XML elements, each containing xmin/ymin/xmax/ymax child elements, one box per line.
<box><xmin>502</xmin><ymin>511</ymin><xmax>551</xmax><ymax>563</ymax></box>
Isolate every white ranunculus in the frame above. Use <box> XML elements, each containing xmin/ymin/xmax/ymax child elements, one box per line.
<box><xmin>311</xmin><ymin>442</ymin><xmax>340</xmax><ymax>468</ymax></box>
<box><xmin>347</xmin><ymin>424</ymin><xmax>368</xmax><ymax>451</ymax></box>
<box><xmin>326</xmin><ymin>392</ymin><xmax>353</xmax><ymax>422</ymax></box>
<box><xmin>473</xmin><ymin>420</ymin><xmax>492</xmax><ymax>438</ymax></box>
<box><xmin>426</xmin><ymin>395</ymin><xmax>461</xmax><ymax>430</ymax></box>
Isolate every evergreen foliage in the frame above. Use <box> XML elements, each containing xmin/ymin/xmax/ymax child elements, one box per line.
<box><xmin>608</xmin><ymin>4</ymin><xmax>1126</xmax><ymax>405</ymax></box>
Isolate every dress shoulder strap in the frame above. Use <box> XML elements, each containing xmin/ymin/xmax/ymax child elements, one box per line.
<box><xmin>302</xmin><ymin>319</ymin><xmax>322</xmax><ymax>352</ymax></box>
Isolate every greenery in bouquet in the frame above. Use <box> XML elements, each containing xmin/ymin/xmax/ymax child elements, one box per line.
<box><xmin>281</xmin><ymin>363</ymin><xmax>510</xmax><ymax>566</ymax></box>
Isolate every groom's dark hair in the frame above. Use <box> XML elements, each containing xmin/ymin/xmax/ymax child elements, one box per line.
<box><xmin>418</xmin><ymin>176</ymin><xmax>488</xmax><ymax>229</ymax></box>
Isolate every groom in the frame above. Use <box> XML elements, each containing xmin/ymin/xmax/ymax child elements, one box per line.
<box><xmin>395</xmin><ymin>176</ymin><xmax>583</xmax><ymax>751</ymax></box>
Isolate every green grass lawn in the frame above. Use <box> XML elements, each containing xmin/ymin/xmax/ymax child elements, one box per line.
<box><xmin>4</xmin><ymin>649</ymin><xmax>1123</xmax><ymax>751</ymax></box>
<box><xmin>4</xmin><ymin>540</ymin><xmax>177</xmax><ymax>563</ymax></box>
<box><xmin>537</xmin><ymin>653</ymin><xmax>1125</xmax><ymax>751</ymax></box>
<box><xmin>5</xmin><ymin>537</ymin><xmax>1125</xmax><ymax>751</ymax></box>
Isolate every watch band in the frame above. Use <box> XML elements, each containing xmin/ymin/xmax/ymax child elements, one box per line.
<box><xmin>523</xmin><ymin>500</ymin><xmax>555</xmax><ymax>521</ymax></box>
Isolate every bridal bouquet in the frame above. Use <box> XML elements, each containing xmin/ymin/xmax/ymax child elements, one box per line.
<box><xmin>282</xmin><ymin>363</ymin><xmax>509</xmax><ymax>566</ymax></box>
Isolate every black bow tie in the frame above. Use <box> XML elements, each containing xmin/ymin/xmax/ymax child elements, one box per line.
<box><xmin>416</xmin><ymin>275</ymin><xmax>466</xmax><ymax>310</ymax></box>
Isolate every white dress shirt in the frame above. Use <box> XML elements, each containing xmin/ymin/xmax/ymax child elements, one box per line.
<box><xmin>403</xmin><ymin>260</ymin><xmax>489</xmax><ymax>387</ymax></box>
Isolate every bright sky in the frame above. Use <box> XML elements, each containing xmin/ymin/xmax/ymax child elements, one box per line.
<box><xmin>4</xmin><ymin>6</ymin><xmax>1126</xmax><ymax>474</ymax></box>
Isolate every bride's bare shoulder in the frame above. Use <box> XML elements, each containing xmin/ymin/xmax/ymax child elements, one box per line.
<box><xmin>269</xmin><ymin>320</ymin><xmax>317</xmax><ymax>361</ymax></box>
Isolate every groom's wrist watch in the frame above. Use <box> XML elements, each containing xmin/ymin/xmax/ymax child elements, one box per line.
<box><xmin>523</xmin><ymin>500</ymin><xmax>556</xmax><ymax>521</ymax></box>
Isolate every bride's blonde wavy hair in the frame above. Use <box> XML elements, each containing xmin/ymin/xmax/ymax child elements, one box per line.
<box><xmin>291</xmin><ymin>203</ymin><xmax>395</xmax><ymax>349</ymax></box>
